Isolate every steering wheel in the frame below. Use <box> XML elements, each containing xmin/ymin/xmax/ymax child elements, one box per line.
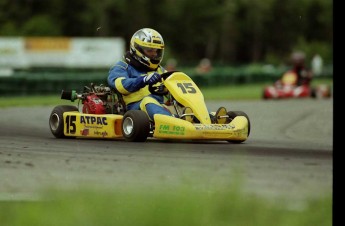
<box><xmin>148</xmin><ymin>71</ymin><xmax>179</xmax><ymax>95</ymax></box>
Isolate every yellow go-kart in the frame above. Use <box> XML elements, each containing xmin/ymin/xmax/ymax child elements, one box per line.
<box><xmin>49</xmin><ymin>71</ymin><xmax>250</xmax><ymax>143</ymax></box>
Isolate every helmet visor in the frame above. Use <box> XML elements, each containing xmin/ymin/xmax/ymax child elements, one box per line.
<box><xmin>141</xmin><ymin>47</ymin><xmax>164</xmax><ymax>62</ymax></box>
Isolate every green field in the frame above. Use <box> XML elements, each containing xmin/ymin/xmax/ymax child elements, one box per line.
<box><xmin>0</xmin><ymin>187</ymin><xmax>332</xmax><ymax>226</ymax></box>
<box><xmin>0</xmin><ymin>79</ymin><xmax>332</xmax><ymax>107</ymax></box>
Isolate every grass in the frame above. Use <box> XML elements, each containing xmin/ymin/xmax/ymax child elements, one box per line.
<box><xmin>0</xmin><ymin>95</ymin><xmax>70</xmax><ymax>108</ymax></box>
<box><xmin>0</xmin><ymin>186</ymin><xmax>332</xmax><ymax>226</ymax></box>
<box><xmin>0</xmin><ymin>79</ymin><xmax>333</xmax><ymax>107</ymax></box>
<box><xmin>201</xmin><ymin>78</ymin><xmax>333</xmax><ymax>100</ymax></box>
<box><xmin>201</xmin><ymin>83</ymin><xmax>269</xmax><ymax>100</ymax></box>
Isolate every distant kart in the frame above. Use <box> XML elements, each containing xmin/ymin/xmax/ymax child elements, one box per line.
<box><xmin>49</xmin><ymin>71</ymin><xmax>250</xmax><ymax>143</ymax></box>
<box><xmin>263</xmin><ymin>71</ymin><xmax>332</xmax><ymax>99</ymax></box>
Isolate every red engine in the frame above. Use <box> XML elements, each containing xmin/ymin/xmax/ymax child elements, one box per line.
<box><xmin>82</xmin><ymin>94</ymin><xmax>106</xmax><ymax>114</ymax></box>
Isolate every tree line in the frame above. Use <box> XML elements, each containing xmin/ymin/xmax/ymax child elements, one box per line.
<box><xmin>0</xmin><ymin>0</ymin><xmax>332</xmax><ymax>66</ymax></box>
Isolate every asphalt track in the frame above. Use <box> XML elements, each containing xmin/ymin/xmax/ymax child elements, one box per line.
<box><xmin>0</xmin><ymin>99</ymin><xmax>333</xmax><ymax>203</ymax></box>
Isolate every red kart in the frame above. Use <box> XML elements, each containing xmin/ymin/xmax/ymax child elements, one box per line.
<box><xmin>263</xmin><ymin>71</ymin><xmax>331</xmax><ymax>99</ymax></box>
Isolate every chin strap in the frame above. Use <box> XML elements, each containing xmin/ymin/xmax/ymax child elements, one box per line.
<box><xmin>125</xmin><ymin>51</ymin><xmax>154</xmax><ymax>72</ymax></box>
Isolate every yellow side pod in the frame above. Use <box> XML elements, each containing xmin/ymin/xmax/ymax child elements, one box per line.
<box><xmin>63</xmin><ymin>112</ymin><xmax>123</xmax><ymax>139</ymax></box>
<box><xmin>153</xmin><ymin>114</ymin><xmax>249</xmax><ymax>142</ymax></box>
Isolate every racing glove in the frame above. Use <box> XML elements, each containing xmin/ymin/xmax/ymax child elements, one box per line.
<box><xmin>143</xmin><ymin>72</ymin><xmax>161</xmax><ymax>85</ymax></box>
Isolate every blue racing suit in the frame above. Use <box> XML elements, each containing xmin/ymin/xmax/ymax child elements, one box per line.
<box><xmin>107</xmin><ymin>58</ymin><xmax>172</xmax><ymax>121</ymax></box>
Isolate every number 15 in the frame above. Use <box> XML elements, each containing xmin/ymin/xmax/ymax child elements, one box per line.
<box><xmin>176</xmin><ymin>83</ymin><xmax>196</xmax><ymax>94</ymax></box>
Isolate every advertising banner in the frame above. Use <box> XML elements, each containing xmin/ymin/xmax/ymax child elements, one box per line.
<box><xmin>0</xmin><ymin>37</ymin><xmax>125</xmax><ymax>69</ymax></box>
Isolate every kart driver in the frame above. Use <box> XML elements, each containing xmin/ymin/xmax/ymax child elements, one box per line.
<box><xmin>107</xmin><ymin>28</ymin><xmax>173</xmax><ymax>121</ymax></box>
<box><xmin>275</xmin><ymin>51</ymin><xmax>313</xmax><ymax>87</ymax></box>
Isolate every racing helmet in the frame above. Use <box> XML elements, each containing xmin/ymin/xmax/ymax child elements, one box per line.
<box><xmin>291</xmin><ymin>51</ymin><xmax>306</xmax><ymax>68</ymax></box>
<box><xmin>129</xmin><ymin>28</ymin><xmax>165</xmax><ymax>70</ymax></box>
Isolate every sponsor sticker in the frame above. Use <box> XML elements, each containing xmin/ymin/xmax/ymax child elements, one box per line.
<box><xmin>158</xmin><ymin>124</ymin><xmax>185</xmax><ymax>135</ymax></box>
<box><xmin>194</xmin><ymin>124</ymin><xmax>235</xmax><ymax>130</ymax></box>
<box><xmin>80</xmin><ymin>116</ymin><xmax>108</xmax><ymax>125</ymax></box>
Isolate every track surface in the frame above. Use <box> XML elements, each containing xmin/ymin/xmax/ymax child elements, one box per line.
<box><xmin>0</xmin><ymin>99</ymin><xmax>333</xmax><ymax>202</ymax></box>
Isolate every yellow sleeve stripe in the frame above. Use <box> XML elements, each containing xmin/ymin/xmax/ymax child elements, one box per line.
<box><xmin>115</xmin><ymin>77</ymin><xmax>131</xmax><ymax>95</ymax></box>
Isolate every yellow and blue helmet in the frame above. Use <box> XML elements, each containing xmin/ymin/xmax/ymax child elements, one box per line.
<box><xmin>130</xmin><ymin>28</ymin><xmax>164</xmax><ymax>70</ymax></box>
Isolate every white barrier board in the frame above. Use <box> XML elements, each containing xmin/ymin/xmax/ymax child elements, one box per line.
<box><xmin>0</xmin><ymin>37</ymin><xmax>125</xmax><ymax>69</ymax></box>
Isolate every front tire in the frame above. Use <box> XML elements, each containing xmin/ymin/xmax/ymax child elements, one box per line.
<box><xmin>227</xmin><ymin>111</ymin><xmax>251</xmax><ymax>143</ymax></box>
<box><xmin>49</xmin><ymin>105</ymin><xmax>78</xmax><ymax>138</ymax></box>
<box><xmin>122</xmin><ymin>110</ymin><xmax>151</xmax><ymax>142</ymax></box>
<box><xmin>227</xmin><ymin>111</ymin><xmax>251</xmax><ymax>136</ymax></box>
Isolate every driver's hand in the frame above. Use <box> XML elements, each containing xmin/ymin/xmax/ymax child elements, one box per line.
<box><xmin>143</xmin><ymin>72</ymin><xmax>161</xmax><ymax>85</ymax></box>
<box><xmin>156</xmin><ymin>84</ymin><xmax>167</xmax><ymax>93</ymax></box>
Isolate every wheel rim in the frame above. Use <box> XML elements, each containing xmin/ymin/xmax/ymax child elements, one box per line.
<box><xmin>50</xmin><ymin>113</ymin><xmax>60</xmax><ymax>131</ymax></box>
<box><xmin>123</xmin><ymin>117</ymin><xmax>134</xmax><ymax>135</ymax></box>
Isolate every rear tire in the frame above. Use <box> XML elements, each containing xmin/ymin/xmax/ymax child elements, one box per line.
<box><xmin>262</xmin><ymin>89</ymin><xmax>268</xmax><ymax>100</ymax></box>
<box><xmin>49</xmin><ymin>105</ymin><xmax>78</xmax><ymax>138</ymax></box>
<box><xmin>122</xmin><ymin>110</ymin><xmax>151</xmax><ymax>142</ymax></box>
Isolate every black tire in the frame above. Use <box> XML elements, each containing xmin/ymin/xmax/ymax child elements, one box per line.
<box><xmin>310</xmin><ymin>88</ymin><xmax>317</xmax><ymax>98</ymax></box>
<box><xmin>49</xmin><ymin>105</ymin><xmax>78</xmax><ymax>138</ymax></box>
<box><xmin>262</xmin><ymin>90</ymin><xmax>269</xmax><ymax>100</ymax></box>
<box><xmin>122</xmin><ymin>110</ymin><xmax>151</xmax><ymax>142</ymax></box>
<box><xmin>227</xmin><ymin>111</ymin><xmax>251</xmax><ymax>143</ymax></box>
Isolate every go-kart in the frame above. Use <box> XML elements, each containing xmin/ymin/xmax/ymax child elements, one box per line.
<box><xmin>263</xmin><ymin>71</ymin><xmax>332</xmax><ymax>99</ymax></box>
<box><xmin>49</xmin><ymin>71</ymin><xmax>250</xmax><ymax>143</ymax></box>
